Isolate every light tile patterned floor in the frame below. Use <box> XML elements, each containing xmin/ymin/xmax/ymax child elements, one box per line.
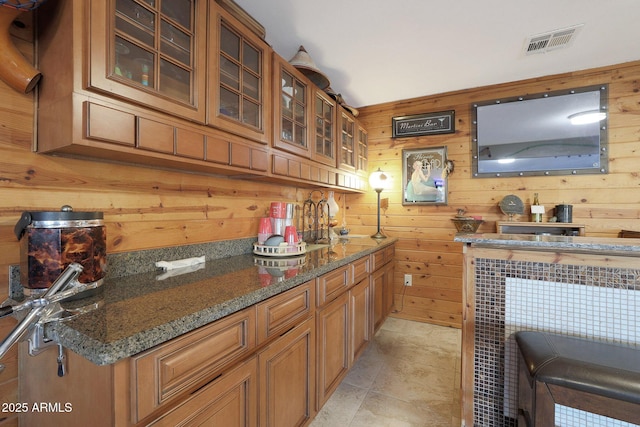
<box><xmin>310</xmin><ymin>317</ymin><xmax>462</xmax><ymax>427</ymax></box>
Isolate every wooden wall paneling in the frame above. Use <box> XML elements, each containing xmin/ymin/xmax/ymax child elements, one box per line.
<box><xmin>0</xmin><ymin>21</ymin><xmax>35</xmax><ymax>427</ymax></box>
<box><xmin>355</xmin><ymin>60</ymin><xmax>640</xmax><ymax>328</ymax></box>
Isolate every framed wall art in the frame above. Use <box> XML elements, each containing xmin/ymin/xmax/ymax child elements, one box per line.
<box><xmin>392</xmin><ymin>110</ymin><xmax>455</xmax><ymax>138</ymax></box>
<box><xmin>402</xmin><ymin>146</ymin><xmax>448</xmax><ymax>205</ymax></box>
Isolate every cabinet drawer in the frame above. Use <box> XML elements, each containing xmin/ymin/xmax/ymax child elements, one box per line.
<box><xmin>230</xmin><ymin>142</ymin><xmax>251</xmax><ymax>169</ymax></box>
<box><xmin>317</xmin><ymin>265</ymin><xmax>349</xmax><ymax>306</ymax></box>
<box><xmin>350</xmin><ymin>256</ymin><xmax>370</xmax><ymax>285</ymax></box>
<box><xmin>205</xmin><ymin>136</ymin><xmax>231</xmax><ymax>164</ymax></box>
<box><xmin>84</xmin><ymin>102</ymin><xmax>135</xmax><ymax>146</ymax></box>
<box><xmin>137</xmin><ymin>118</ymin><xmax>175</xmax><ymax>154</ymax></box>
<box><xmin>256</xmin><ymin>281</ymin><xmax>314</xmax><ymax>345</ymax></box>
<box><xmin>251</xmin><ymin>147</ymin><xmax>268</xmax><ymax>172</ymax></box>
<box><xmin>146</xmin><ymin>357</ymin><xmax>258</xmax><ymax>427</ymax></box>
<box><xmin>384</xmin><ymin>245</ymin><xmax>395</xmax><ymax>262</ymax></box>
<box><xmin>371</xmin><ymin>248</ymin><xmax>385</xmax><ymax>271</ymax></box>
<box><xmin>132</xmin><ymin>307</ymin><xmax>256</xmax><ymax>422</ymax></box>
<box><xmin>175</xmin><ymin>127</ymin><xmax>205</xmax><ymax>159</ymax></box>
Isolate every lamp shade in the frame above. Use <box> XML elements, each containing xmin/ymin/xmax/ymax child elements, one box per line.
<box><xmin>369</xmin><ymin>168</ymin><xmax>388</xmax><ymax>192</ymax></box>
<box><xmin>289</xmin><ymin>45</ymin><xmax>330</xmax><ymax>90</ymax></box>
<box><xmin>326</xmin><ymin>191</ymin><xmax>339</xmax><ymax>217</ymax></box>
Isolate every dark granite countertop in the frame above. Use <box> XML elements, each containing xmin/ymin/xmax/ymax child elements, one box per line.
<box><xmin>454</xmin><ymin>233</ymin><xmax>640</xmax><ymax>255</ymax></box>
<box><xmin>48</xmin><ymin>236</ymin><xmax>397</xmax><ymax>366</ymax></box>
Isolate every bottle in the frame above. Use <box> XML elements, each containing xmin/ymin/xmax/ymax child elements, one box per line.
<box><xmin>141</xmin><ymin>64</ymin><xmax>149</xmax><ymax>86</ymax></box>
<box><xmin>531</xmin><ymin>193</ymin><xmax>542</xmax><ymax>222</ymax></box>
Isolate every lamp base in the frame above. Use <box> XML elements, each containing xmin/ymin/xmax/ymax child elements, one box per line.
<box><xmin>371</xmin><ymin>232</ymin><xmax>387</xmax><ymax>239</ymax></box>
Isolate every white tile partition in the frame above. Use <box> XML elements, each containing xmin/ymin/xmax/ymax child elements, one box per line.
<box><xmin>472</xmin><ymin>257</ymin><xmax>640</xmax><ymax>427</ymax></box>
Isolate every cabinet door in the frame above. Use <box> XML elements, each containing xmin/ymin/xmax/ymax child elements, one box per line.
<box><xmin>350</xmin><ymin>278</ymin><xmax>372</xmax><ymax>363</ymax></box>
<box><xmin>272</xmin><ymin>54</ymin><xmax>312</xmax><ymax>158</ymax></box>
<box><xmin>316</xmin><ymin>292</ymin><xmax>350</xmax><ymax>407</ymax></box>
<box><xmin>356</xmin><ymin>124</ymin><xmax>368</xmax><ymax>175</ymax></box>
<box><xmin>259</xmin><ymin>317</ymin><xmax>316</xmax><ymax>427</ymax></box>
<box><xmin>208</xmin><ymin>4</ymin><xmax>271</xmax><ymax>144</ymax></box>
<box><xmin>312</xmin><ymin>89</ymin><xmax>337</xmax><ymax>167</ymax></box>
<box><xmin>383</xmin><ymin>261</ymin><xmax>395</xmax><ymax>316</ymax></box>
<box><xmin>89</xmin><ymin>0</ymin><xmax>207</xmax><ymax>122</ymax></box>
<box><xmin>148</xmin><ymin>357</ymin><xmax>258</xmax><ymax>427</ymax></box>
<box><xmin>371</xmin><ymin>267</ymin><xmax>385</xmax><ymax>332</ymax></box>
<box><xmin>338</xmin><ymin>109</ymin><xmax>357</xmax><ymax>172</ymax></box>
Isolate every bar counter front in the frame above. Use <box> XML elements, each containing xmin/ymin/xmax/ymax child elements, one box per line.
<box><xmin>454</xmin><ymin>233</ymin><xmax>640</xmax><ymax>427</ymax></box>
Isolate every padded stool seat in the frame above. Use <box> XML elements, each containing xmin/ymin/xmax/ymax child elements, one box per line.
<box><xmin>515</xmin><ymin>331</ymin><xmax>640</xmax><ymax>426</ymax></box>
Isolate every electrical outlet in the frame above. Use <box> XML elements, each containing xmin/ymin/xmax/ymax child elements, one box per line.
<box><xmin>404</xmin><ymin>274</ymin><xmax>412</xmax><ymax>286</ymax></box>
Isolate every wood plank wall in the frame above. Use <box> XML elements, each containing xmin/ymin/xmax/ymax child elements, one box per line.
<box><xmin>349</xmin><ymin>60</ymin><xmax>640</xmax><ymax>329</ymax></box>
<box><xmin>1</xmin><ymin>12</ymin><xmax>639</xmax><ymax>423</ymax></box>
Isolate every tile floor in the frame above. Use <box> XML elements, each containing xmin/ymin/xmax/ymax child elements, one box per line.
<box><xmin>310</xmin><ymin>317</ymin><xmax>462</xmax><ymax>427</ymax></box>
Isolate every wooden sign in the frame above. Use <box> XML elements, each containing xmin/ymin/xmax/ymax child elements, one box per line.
<box><xmin>392</xmin><ymin>110</ymin><xmax>455</xmax><ymax>137</ymax></box>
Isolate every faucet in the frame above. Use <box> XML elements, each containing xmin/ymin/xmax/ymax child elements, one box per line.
<box><xmin>0</xmin><ymin>263</ymin><xmax>102</xmax><ymax>374</ymax></box>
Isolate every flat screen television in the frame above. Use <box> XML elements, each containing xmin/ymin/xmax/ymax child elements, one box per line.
<box><xmin>471</xmin><ymin>84</ymin><xmax>608</xmax><ymax>178</ymax></box>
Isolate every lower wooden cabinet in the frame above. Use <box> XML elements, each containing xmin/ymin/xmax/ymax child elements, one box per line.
<box><xmin>371</xmin><ymin>248</ymin><xmax>395</xmax><ymax>332</ymax></box>
<box><xmin>147</xmin><ymin>357</ymin><xmax>258</xmax><ymax>427</ymax></box>
<box><xmin>383</xmin><ymin>261</ymin><xmax>395</xmax><ymax>318</ymax></box>
<box><xmin>350</xmin><ymin>278</ymin><xmax>372</xmax><ymax>364</ymax></box>
<box><xmin>316</xmin><ymin>291</ymin><xmax>350</xmax><ymax>407</ymax></box>
<box><xmin>258</xmin><ymin>317</ymin><xmax>316</xmax><ymax>427</ymax></box>
<box><xmin>20</xmin><ymin>245</ymin><xmax>395</xmax><ymax>427</ymax></box>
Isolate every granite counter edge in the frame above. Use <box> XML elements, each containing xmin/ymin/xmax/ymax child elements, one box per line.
<box><xmin>454</xmin><ymin>233</ymin><xmax>640</xmax><ymax>255</ymax></box>
<box><xmin>48</xmin><ymin>238</ymin><xmax>397</xmax><ymax>365</ymax></box>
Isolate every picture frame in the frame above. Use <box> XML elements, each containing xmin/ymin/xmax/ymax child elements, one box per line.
<box><xmin>402</xmin><ymin>147</ymin><xmax>448</xmax><ymax>205</ymax></box>
<box><xmin>392</xmin><ymin>110</ymin><xmax>455</xmax><ymax>138</ymax></box>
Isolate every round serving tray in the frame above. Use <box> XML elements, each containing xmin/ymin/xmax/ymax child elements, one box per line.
<box><xmin>253</xmin><ymin>241</ymin><xmax>306</xmax><ymax>257</ymax></box>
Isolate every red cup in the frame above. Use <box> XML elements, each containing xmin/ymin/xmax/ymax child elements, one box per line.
<box><xmin>270</xmin><ymin>202</ymin><xmax>287</xmax><ymax>218</ymax></box>
<box><xmin>258</xmin><ymin>217</ymin><xmax>272</xmax><ymax>244</ymax></box>
<box><xmin>259</xmin><ymin>217</ymin><xmax>272</xmax><ymax>234</ymax></box>
<box><xmin>284</xmin><ymin>225</ymin><xmax>298</xmax><ymax>245</ymax></box>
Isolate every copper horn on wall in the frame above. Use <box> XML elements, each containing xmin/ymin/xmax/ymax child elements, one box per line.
<box><xmin>288</xmin><ymin>45</ymin><xmax>330</xmax><ymax>90</ymax></box>
<box><xmin>0</xmin><ymin>1</ymin><xmax>47</xmax><ymax>93</ymax></box>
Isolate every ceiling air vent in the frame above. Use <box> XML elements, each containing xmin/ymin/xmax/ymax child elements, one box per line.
<box><xmin>524</xmin><ymin>24</ymin><xmax>584</xmax><ymax>55</ymax></box>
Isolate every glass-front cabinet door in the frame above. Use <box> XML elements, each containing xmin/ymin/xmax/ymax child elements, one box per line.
<box><xmin>89</xmin><ymin>0</ymin><xmax>207</xmax><ymax>122</ymax></box>
<box><xmin>272</xmin><ymin>54</ymin><xmax>311</xmax><ymax>158</ymax></box>
<box><xmin>208</xmin><ymin>4</ymin><xmax>271</xmax><ymax>144</ymax></box>
<box><xmin>338</xmin><ymin>110</ymin><xmax>356</xmax><ymax>172</ymax></box>
<box><xmin>312</xmin><ymin>89</ymin><xmax>337</xmax><ymax>167</ymax></box>
<box><xmin>356</xmin><ymin>124</ymin><xmax>368</xmax><ymax>174</ymax></box>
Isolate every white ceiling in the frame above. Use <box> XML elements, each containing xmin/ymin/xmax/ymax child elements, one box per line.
<box><xmin>233</xmin><ymin>0</ymin><xmax>640</xmax><ymax>108</ymax></box>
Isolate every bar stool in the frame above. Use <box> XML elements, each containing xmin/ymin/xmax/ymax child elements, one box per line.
<box><xmin>515</xmin><ymin>331</ymin><xmax>640</xmax><ymax>426</ymax></box>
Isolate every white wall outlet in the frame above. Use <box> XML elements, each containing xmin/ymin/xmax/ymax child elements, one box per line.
<box><xmin>404</xmin><ymin>274</ymin><xmax>412</xmax><ymax>286</ymax></box>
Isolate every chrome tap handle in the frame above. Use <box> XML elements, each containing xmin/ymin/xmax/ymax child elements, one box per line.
<box><xmin>43</xmin><ymin>262</ymin><xmax>84</xmax><ymax>299</ymax></box>
<box><xmin>56</xmin><ymin>344</ymin><xmax>66</xmax><ymax>377</ymax></box>
<box><xmin>0</xmin><ymin>263</ymin><xmax>84</xmax><ymax>366</ymax></box>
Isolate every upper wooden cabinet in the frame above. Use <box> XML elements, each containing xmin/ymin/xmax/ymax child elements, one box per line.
<box><xmin>88</xmin><ymin>0</ymin><xmax>207</xmax><ymax>122</ymax></box>
<box><xmin>272</xmin><ymin>53</ymin><xmax>313</xmax><ymax>158</ymax></box>
<box><xmin>208</xmin><ymin>4</ymin><xmax>272</xmax><ymax>144</ymax></box>
<box><xmin>35</xmin><ymin>0</ymin><xmax>368</xmax><ymax>191</ymax></box>
<box><xmin>338</xmin><ymin>109</ymin><xmax>356</xmax><ymax>173</ymax></box>
<box><xmin>356</xmin><ymin>123</ymin><xmax>368</xmax><ymax>175</ymax></box>
<box><xmin>312</xmin><ymin>89</ymin><xmax>338</xmax><ymax>167</ymax></box>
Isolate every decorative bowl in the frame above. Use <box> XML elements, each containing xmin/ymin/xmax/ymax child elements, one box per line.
<box><xmin>451</xmin><ymin>218</ymin><xmax>484</xmax><ymax>233</ymax></box>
